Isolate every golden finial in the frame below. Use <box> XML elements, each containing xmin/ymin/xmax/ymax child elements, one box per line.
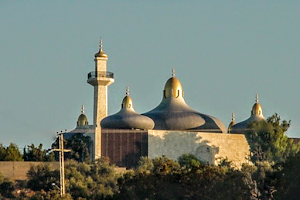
<box><xmin>95</xmin><ymin>37</ymin><xmax>108</xmax><ymax>58</ymax></box>
<box><xmin>126</xmin><ymin>87</ymin><xmax>129</xmax><ymax>96</ymax></box>
<box><xmin>172</xmin><ymin>68</ymin><xmax>175</xmax><ymax>77</ymax></box>
<box><xmin>231</xmin><ymin>113</ymin><xmax>235</xmax><ymax>122</ymax></box>
<box><xmin>81</xmin><ymin>105</ymin><xmax>85</xmax><ymax>114</ymax></box>
<box><xmin>255</xmin><ymin>94</ymin><xmax>259</xmax><ymax>103</ymax></box>
<box><xmin>99</xmin><ymin>37</ymin><xmax>103</xmax><ymax>52</ymax></box>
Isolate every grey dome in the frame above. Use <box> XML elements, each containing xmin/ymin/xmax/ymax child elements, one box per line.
<box><xmin>230</xmin><ymin>95</ymin><xmax>266</xmax><ymax>134</ymax></box>
<box><xmin>101</xmin><ymin>92</ymin><xmax>155</xmax><ymax>130</ymax></box>
<box><xmin>142</xmin><ymin>76</ymin><xmax>226</xmax><ymax>133</ymax></box>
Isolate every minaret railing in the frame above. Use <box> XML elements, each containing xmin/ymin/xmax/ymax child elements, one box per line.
<box><xmin>87</xmin><ymin>71</ymin><xmax>114</xmax><ymax>79</ymax></box>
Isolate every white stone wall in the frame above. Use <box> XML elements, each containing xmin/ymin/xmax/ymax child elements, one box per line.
<box><xmin>148</xmin><ymin>130</ymin><xmax>250</xmax><ymax>168</ymax></box>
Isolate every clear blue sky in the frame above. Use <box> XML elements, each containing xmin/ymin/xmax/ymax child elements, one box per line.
<box><xmin>1</xmin><ymin>1</ymin><xmax>300</xmax><ymax>149</ymax></box>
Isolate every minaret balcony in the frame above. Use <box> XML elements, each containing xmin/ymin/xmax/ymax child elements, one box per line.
<box><xmin>87</xmin><ymin>71</ymin><xmax>114</xmax><ymax>86</ymax></box>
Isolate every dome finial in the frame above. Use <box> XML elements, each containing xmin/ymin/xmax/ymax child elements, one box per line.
<box><xmin>231</xmin><ymin>113</ymin><xmax>235</xmax><ymax>122</ymax></box>
<box><xmin>126</xmin><ymin>87</ymin><xmax>129</xmax><ymax>96</ymax></box>
<box><xmin>99</xmin><ymin>37</ymin><xmax>103</xmax><ymax>52</ymax></box>
<box><xmin>95</xmin><ymin>37</ymin><xmax>108</xmax><ymax>58</ymax></box>
<box><xmin>255</xmin><ymin>94</ymin><xmax>259</xmax><ymax>103</ymax></box>
<box><xmin>172</xmin><ymin>68</ymin><xmax>175</xmax><ymax>77</ymax></box>
<box><xmin>81</xmin><ymin>105</ymin><xmax>85</xmax><ymax>114</ymax></box>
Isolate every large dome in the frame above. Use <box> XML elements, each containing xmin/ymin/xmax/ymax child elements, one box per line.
<box><xmin>101</xmin><ymin>89</ymin><xmax>155</xmax><ymax>130</ymax></box>
<box><xmin>142</xmin><ymin>75</ymin><xmax>226</xmax><ymax>133</ymax></box>
<box><xmin>230</xmin><ymin>94</ymin><xmax>266</xmax><ymax>134</ymax></box>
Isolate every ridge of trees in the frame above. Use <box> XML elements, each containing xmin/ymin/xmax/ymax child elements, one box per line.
<box><xmin>0</xmin><ymin>152</ymin><xmax>299</xmax><ymax>199</ymax></box>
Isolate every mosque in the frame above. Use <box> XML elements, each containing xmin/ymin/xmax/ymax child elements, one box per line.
<box><xmin>67</xmin><ymin>40</ymin><xmax>267</xmax><ymax>168</ymax></box>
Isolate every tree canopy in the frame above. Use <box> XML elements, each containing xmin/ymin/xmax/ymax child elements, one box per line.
<box><xmin>246</xmin><ymin>113</ymin><xmax>300</xmax><ymax>164</ymax></box>
<box><xmin>23</xmin><ymin>143</ymin><xmax>54</xmax><ymax>161</ymax></box>
<box><xmin>51</xmin><ymin>133</ymin><xmax>92</xmax><ymax>163</ymax></box>
<box><xmin>0</xmin><ymin>171</ymin><xmax>15</xmax><ymax>199</ymax></box>
<box><xmin>0</xmin><ymin>143</ymin><xmax>23</xmax><ymax>161</ymax></box>
<box><xmin>26</xmin><ymin>158</ymin><xmax>120</xmax><ymax>200</ymax></box>
<box><xmin>116</xmin><ymin>155</ymin><xmax>252</xmax><ymax>200</ymax></box>
<box><xmin>273</xmin><ymin>151</ymin><xmax>300</xmax><ymax>200</ymax></box>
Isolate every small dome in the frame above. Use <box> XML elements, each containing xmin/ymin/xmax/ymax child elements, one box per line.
<box><xmin>122</xmin><ymin>96</ymin><xmax>134</xmax><ymax>110</ymax></box>
<box><xmin>164</xmin><ymin>77</ymin><xmax>183</xmax><ymax>98</ymax></box>
<box><xmin>76</xmin><ymin>105</ymin><xmax>89</xmax><ymax>128</ymax></box>
<box><xmin>231</xmin><ymin>94</ymin><xmax>266</xmax><ymax>134</ymax></box>
<box><xmin>101</xmin><ymin>88</ymin><xmax>155</xmax><ymax>130</ymax></box>
<box><xmin>251</xmin><ymin>103</ymin><xmax>263</xmax><ymax>116</ymax></box>
<box><xmin>78</xmin><ymin>114</ymin><xmax>88</xmax><ymax>126</ymax></box>
<box><xmin>143</xmin><ymin>72</ymin><xmax>226</xmax><ymax>133</ymax></box>
<box><xmin>94</xmin><ymin>39</ymin><xmax>108</xmax><ymax>58</ymax></box>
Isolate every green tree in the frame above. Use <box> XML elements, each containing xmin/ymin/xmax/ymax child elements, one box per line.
<box><xmin>52</xmin><ymin>134</ymin><xmax>92</xmax><ymax>163</ymax></box>
<box><xmin>0</xmin><ymin>144</ymin><xmax>6</xmax><ymax>160</ymax></box>
<box><xmin>0</xmin><ymin>172</ymin><xmax>15</xmax><ymax>199</ymax></box>
<box><xmin>27</xmin><ymin>164</ymin><xmax>59</xmax><ymax>191</ymax></box>
<box><xmin>135</xmin><ymin>156</ymin><xmax>154</xmax><ymax>174</ymax></box>
<box><xmin>116</xmin><ymin>156</ymin><xmax>252</xmax><ymax>200</ymax></box>
<box><xmin>246</xmin><ymin>113</ymin><xmax>299</xmax><ymax>164</ymax></box>
<box><xmin>116</xmin><ymin>156</ymin><xmax>182</xmax><ymax>200</ymax></box>
<box><xmin>241</xmin><ymin>162</ymin><xmax>276</xmax><ymax>200</ymax></box>
<box><xmin>29</xmin><ymin>190</ymin><xmax>73</xmax><ymax>200</ymax></box>
<box><xmin>3</xmin><ymin>143</ymin><xmax>23</xmax><ymax>161</ymax></box>
<box><xmin>273</xmin><ymin>151</ymin><xmax>300</xmax><ymax>200</ymax></box>
<box><xmin>152</xmin><ymin>155</ymin><xmax>180</xmax><ymax>175</ymax></box>
<box><xmin>23</xmin><ymin>143</ymin><xmax>55</xmax><ymax>161</ymax></box>
<box><xmin>26</xmin><ymin>158</ymin><xmax>120</xmax><ymax>199</ymax></box>
<box><xmin>178</xmin><ymin>153</ymin><xmax>202</xmax><ymax>171</ymax></box>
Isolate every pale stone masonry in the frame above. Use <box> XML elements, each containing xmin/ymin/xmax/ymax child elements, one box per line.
<box><xmin>148</xmin><ymin>130</ymin><xmax>250</xmax><ymax>168</ymax></box>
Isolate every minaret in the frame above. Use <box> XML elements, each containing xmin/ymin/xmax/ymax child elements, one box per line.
<box><xmin>87</xmin><ymin>39</ymin><xmax>114</xmax><ymax>160</ymax></box>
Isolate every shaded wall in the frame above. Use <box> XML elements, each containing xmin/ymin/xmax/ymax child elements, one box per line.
<box><xmin>101</xmin><ymin>129</ymin><xmax>148</xmax><ymax>168</ymax></box>
<box><xmin>0</xmin><ymin>162</ymin><xmax>59</xmax><ymax>180</ymax></box>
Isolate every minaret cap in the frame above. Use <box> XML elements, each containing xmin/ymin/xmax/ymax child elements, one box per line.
<box><xmin>95</xmin><ymin>38</ymin><xmax>108</xmax><ymax>58</ymax></box>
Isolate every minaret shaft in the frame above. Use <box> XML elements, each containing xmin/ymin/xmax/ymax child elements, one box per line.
<box><xmin>96</xmin><ymin>58</ymin><xmax>107</xmax><ymax>72</ymax></box>
<box><xmin>93</xmin><ymin>85</ymin><xmax>108</xmax><ymax>126</ymax></box>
